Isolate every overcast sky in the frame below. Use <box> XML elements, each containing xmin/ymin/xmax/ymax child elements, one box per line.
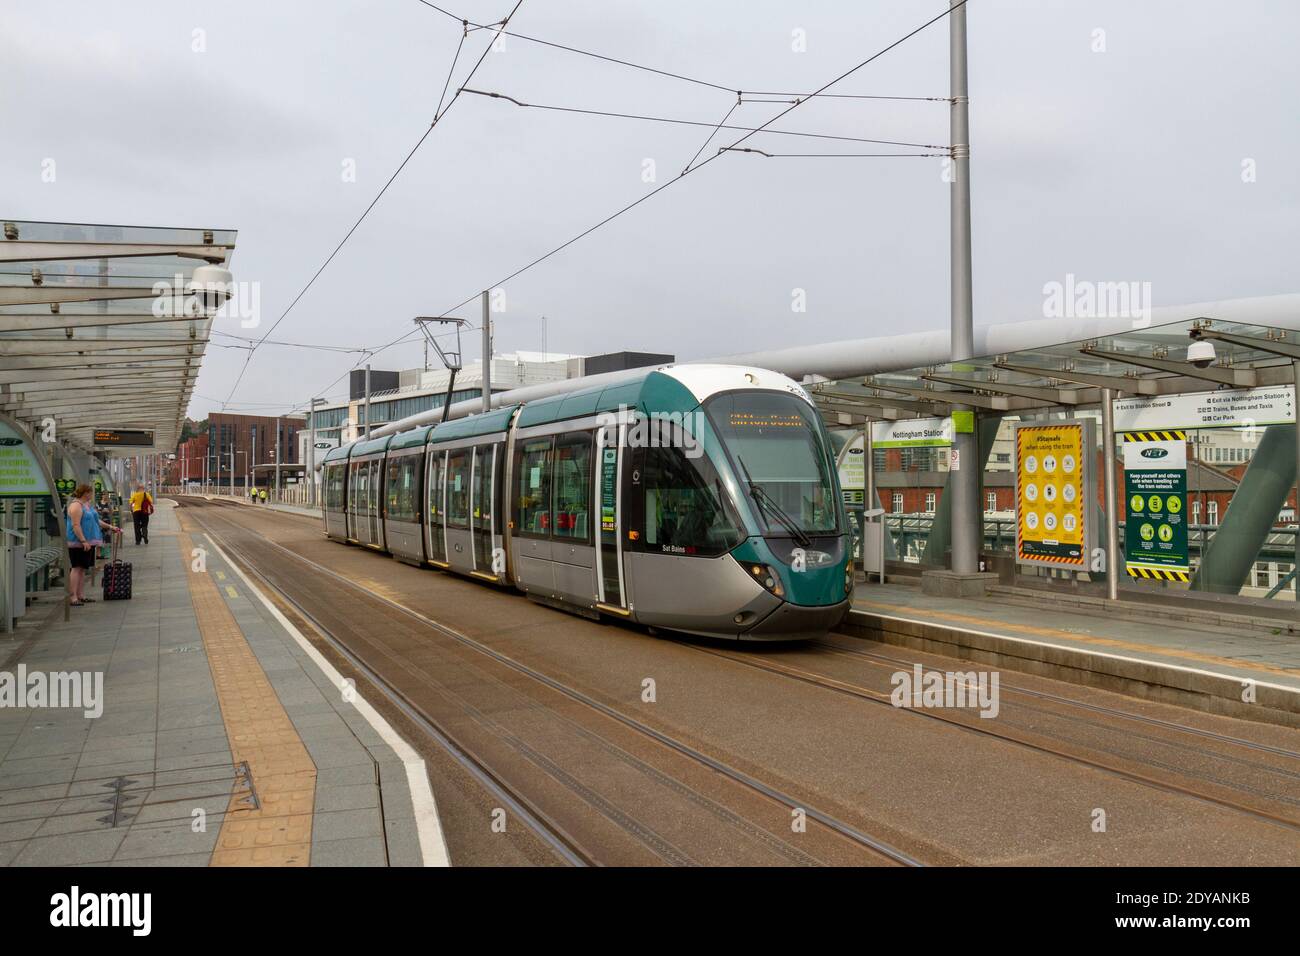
<box><xmin>4</xmin><ymin>0</ymin><xmax>1297</xmax><ymax>419</ymax></box>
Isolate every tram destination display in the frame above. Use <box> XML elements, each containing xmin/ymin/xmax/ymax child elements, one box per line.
<box><xmin>93</xmin><ymin>428</ymin><xmax>155</xmax><ymax>447</ymax></box>
<box><xmin>1014</xmin><ymin>420</ymin><xmax>1095</xmax><ymax>570</ymax></box>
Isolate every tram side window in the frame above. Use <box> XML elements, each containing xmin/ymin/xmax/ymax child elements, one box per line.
<box><xmin>473</xmin><ymin>445</ymin><xmax>494</xmax><ymax>526</ymax></box>
<box><xmin>515</xmin><ymin>438</ymin><xmax>552</xmax><ymax>537</ymax></box>
<box><xmin>325</xmin><ymin>465</ymin><xmax>344</xmax><ymax>510</ymax></box>
<box><xmin>353</xmin><ymin>464</ymin><xmax>367</xmax><ymax>514</ymax></box>
<box><xmin>427</xmin><ymin>452</ymin><xmax>442</xmax><ymax>521</ymax></box>
<box><xmin>552</xmin><ymin>433</ymin><xmax>592</xmax><ymax>542</ymax></box>
<box><xmin>387</xmin><ymin>455</ymin><xmax>419</xmax><ymax>523</ymax></box>
<box><xmin>446</xmin><ymin>450</ymin><xmax>470</xmax><ymax>528</ymax></box>
<box><xmin>641</xmin><ymin>429</ymin><xmax>743</xmax><ymax>557</ymax></box>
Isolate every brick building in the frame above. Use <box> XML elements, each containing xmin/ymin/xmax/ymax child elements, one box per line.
<box><xmin>171</xmin><ymin>433</ymin><xmax>209</xmax><ymax>484</ymax></box>
<box><xmin>204</xmin><ymin>413</ymin><xmax>306</xmax><ymax>490</ymax></box>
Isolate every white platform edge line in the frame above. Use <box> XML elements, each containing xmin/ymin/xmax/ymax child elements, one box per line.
<box><xmin>201</xmin><ymin>531</ymin><xmax>451</xmax><ymax>868</ymax></box>
<box><xmin>850</xmin><ymin>607</ymin><xmax>1300</xmax><ymax>696</ymax></box>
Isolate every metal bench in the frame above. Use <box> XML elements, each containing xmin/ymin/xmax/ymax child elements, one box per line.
<box><xmin>25</xmin><ymin>546</ymin><xmax>63</xmax><ymax>594</ymax></box>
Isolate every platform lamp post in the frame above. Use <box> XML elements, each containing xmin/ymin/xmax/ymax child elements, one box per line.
<box><xmin>947</xmin><ymin>0</ymin><xmax>980</xmax><ymax>579</ymax></box>
<box><xmin>308</xmin><ymin>398</ymin><xmax>324</xmax><ymax>507</ymax></box>
<box><xmin>230</xmin><ymin>449</ymin><xmax>245</xmax><ymax>498</ymax></box>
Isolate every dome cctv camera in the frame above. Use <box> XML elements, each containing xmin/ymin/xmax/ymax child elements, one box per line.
<box><xmin>186</xmin><ymin>263</ymin><xmax>234</xmax><ymax>312</ymax></box>
<box><xmin>1186</xmin><ymin>338</ymin><xmax>1216</xmax><ymax>369</ymax></box>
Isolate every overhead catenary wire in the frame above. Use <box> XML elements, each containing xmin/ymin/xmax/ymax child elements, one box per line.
<box><xmin>458</xmin><ymin>88</ymin><xmax>949</xmax><ymax>150</ymax></box>
<box><xmin>305</xmin><ymin>1</ymin><xmax>970</xmax><ymax>416</ymax></box>
<box><xmin>219</xmin><ymin>0</ymin><xmax>527</xmax><ymax>411</ymax></box>
<box><xmin>719</xmin><ymin>147</ymin><xmax>947</xmax><ymax>159</ymax></box>
<box><xmin>413</xmin><ymin>1</ymin><xmax>948</xmax><ymax>103</ymax></box>
<box><xmin>428</xmin><ymin>1</ymin><xmax>971</xmax><ymax>323</ymax></box>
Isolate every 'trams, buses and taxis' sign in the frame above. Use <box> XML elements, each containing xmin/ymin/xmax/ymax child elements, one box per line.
<box><xmin>1014</xmin><ymin>420</ymin><xmax>1095</xmax><ymax>570</ymax></box>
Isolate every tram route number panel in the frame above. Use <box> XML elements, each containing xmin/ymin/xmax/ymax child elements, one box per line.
<box><xmin>1122</xmin><ymin>439</ymin><xmax>1189</xmax><ymax>578</ymax></box>
<box><xmin>1014</xmin><ymin>421</ymin><xmax>1094</xmax><ymax>569</ymax></box>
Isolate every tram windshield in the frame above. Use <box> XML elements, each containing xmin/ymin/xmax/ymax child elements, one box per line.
<box><xmin>706</xmin><ymin>391</ymin><xmax>840</xmax><ymax>537</ymax></box>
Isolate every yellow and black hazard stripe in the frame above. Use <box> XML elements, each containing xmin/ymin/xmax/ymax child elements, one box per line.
<box><xmin>1019</xmin><ymin>550</ymin><xmax>1085</xmax><ymax>567</ymax></box>
<box><xmin>1126</xmin><ymin>565</ymin><xmax>1190</xmax><ymax>582</ymax></box>
<box><xmin>1122</xmin><ymin>430</ymin><xmax>1187</xmax><ymax>442</ymax></box>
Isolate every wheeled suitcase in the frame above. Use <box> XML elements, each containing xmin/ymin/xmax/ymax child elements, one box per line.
<box><xmin>102</xmin><ymin>535</ymin><xmax>133</xmax><ymax>601</ymax></box>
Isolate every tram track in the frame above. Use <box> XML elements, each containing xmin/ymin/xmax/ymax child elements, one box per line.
<box><xmin>181</xmin><ymin>498</ymin><xmax>925</xmax><ymax>867</ymax></box>
<box><xmin>675</xmin><ymin>639</ymin><xmax>1300</xmax><ymax>834</ymax></box>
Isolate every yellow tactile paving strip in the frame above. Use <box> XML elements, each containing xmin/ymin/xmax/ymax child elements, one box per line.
<box><xmin>176</xmin><ymin>517</ymin><xmax>317</xmax><ymax>866</ymax></box>
<box><xmin>854</xmin><ymin>598</ymin><xmax>1300</xmax><ymax>679</ymax></box>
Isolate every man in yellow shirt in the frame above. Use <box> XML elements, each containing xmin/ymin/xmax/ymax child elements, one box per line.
<box><xmin>129</xmin><ymin>483</ymin><xmax>154</xmax><ymax>545</ymax></box>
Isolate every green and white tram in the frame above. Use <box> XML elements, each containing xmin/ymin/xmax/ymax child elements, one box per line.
<box><xmin>321</xmin><ymin>364</ymin><xmax>852</xmax><ymax>640</ymax></box>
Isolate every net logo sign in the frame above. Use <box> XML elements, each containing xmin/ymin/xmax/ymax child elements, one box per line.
<box><xmin>1140</xmin><ymin>447</ymin><xmax>1169</xmax><ymax>459</ymax></box>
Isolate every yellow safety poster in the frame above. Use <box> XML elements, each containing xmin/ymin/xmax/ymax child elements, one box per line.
<box><xmin>1015</xmin><ymin>422</ymin><xmax>1088</xmax><ymax>568</ymax></box>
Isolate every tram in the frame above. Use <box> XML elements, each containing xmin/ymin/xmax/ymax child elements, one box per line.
<box><xmin>321</xmin><ymin>364</ymin><xmax>852</xmax><ymax>640</ymax></box>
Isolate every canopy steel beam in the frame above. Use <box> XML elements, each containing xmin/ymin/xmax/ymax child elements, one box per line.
<box><xmin>919</xmin><ymin>372</ymin><xmax>1084</xmax><ymax>405</ymax></box>
<box><xmin>0</xmin><ymin>286</ymin><xmax>164</xmax><ymax>306</ymax></box>
<box><xmin>1079</xmin><ymin>346</ymin><xmax>1257</xmax><ymax>387</ymax></box>
<box><xmin>0</xmin><ymin>363</ymin><xmax>194</xmax><ymax>384</ymax></box>
<box><xmin>0</xmin><ymin>314</ymin><xmax>210</xmax><ymax>332</ymax></box>
<box><xmin>0</xmin><ymin>240</ymin><xmax>231</xmax><ymax>265</ymax></box>
<box><xmin>0</xmin><ymin>349</ymin><xmax>198</xmax><ymax>369</ymax></box>
<box><xmin>813</xmin><ymin>399</ymin><xmax>904</xmax><ymax>421</ymax></box>
<box><xmin>992</xmin><ymin>361</ymin><xmax>1159</xmax><ymax>396</ymax></box>
<box><xmin>0</xmin><ymin>339</ymin><xmax>201</xmax><ymax>354</ymax></box>
<box><xmin>1194</xmin><ymin>328</ymin><xmax>1300</xmax><ymax>362</ymax></box>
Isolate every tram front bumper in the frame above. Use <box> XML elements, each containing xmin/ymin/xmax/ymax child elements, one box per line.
<box><xmin>741</xmin><ymin>598</ymin><xmax>851</xmax><ymax>641</ymax></box>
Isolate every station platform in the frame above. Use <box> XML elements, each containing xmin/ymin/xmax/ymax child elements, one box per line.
<box><xmin>0</xmin><ymin>500</ymin><xmax>446</xmax><ymax>867</ymax></box>
<box><xmin>849</xmin><ymin>580</ymin><xmax>1300</xmax><ymax>729</ymax></box>
<box><xmin>192</xmin><ymin>494</ymin><xmax>318</xmax><ymax>521</ymax></box>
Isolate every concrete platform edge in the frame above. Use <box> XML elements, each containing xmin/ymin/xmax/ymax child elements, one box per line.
<box><xmin>843</xmin><ymin>608</ymin><xmax>1300</xmax><ymax>730</ymax></box>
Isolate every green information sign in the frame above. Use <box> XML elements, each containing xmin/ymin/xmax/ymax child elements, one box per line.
<box><xmin>1123</xmin><ymin>438</ymin><xmax>1189</xmax><ymax>580</ymax></box>
<box><xmin>0</xmin><ymin>423</ymin><xmax>53</xmax><ymax>497</ymax></box>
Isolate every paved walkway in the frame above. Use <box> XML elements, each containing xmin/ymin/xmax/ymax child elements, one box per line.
<box><xmin>852</xmin><ymin>581</ymin><xmax>1300</xmax><ymax>693</ymax></box>
<box><xmin>0</xmin><ymin>500</ymin><xmax>443</xmax><ymax>866</ymax></box>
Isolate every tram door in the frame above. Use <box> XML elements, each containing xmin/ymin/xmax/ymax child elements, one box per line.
<box><xmin>550</xmin><ymin>431</ymin><xmax>595</xmax><ymax>604</ymax></box>
<box><xmin>471</xmin><ymin>444</ymin><xmax>496</xmax><ymax>574</ymax></box>
<box><xmin>594</xmin><ymin>425</ymin><xmax>626</xmax><ymax>611</ymax></box>
<box><xmin>368</xmin><ymin>459</ymin><xmax>382</xmax><ymax>546</ymax></box>
<box><xmin>425</xmin><ymin>449</ymin><xmax>446</xmax><ymax>564</ymax></box>
<box><xmin>354</xmin><ymin>463</ymin><xmax>368</xmax><ymax>543</ymax></box>
<box><xmin>346</xmin><ymin>462</ymin><xmax>359</xmax><ymax>541</ymax></box>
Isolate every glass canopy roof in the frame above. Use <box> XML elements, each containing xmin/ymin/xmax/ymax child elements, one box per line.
<box><xmin>812</xmin><ymin>316</ymin><xmax>1300</xmax><ymax>423</ymax></box>
<box><xmin>0</xmin><ymin>218</ymin><xmax>238</xmax><ymax>456</ymax></box>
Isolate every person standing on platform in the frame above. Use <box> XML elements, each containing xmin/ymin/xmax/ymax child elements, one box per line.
<box><xmin>129</xmin><ymin>483</ymin><xmax>154</xmax><ymax>545</ymax></box>
<box><xmin>259</xmin><ymin>488</ymin><xmax>267</xmax><ymax>505</ymax></box>
<box><xmin>66</xmin><ymin>484</ymin><xmax>121</xmax><ymax>607</ymax></box>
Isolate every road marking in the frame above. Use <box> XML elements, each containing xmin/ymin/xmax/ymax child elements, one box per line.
<box><xmin>225</xmin><ymin>585</ymin><xmax>239</xmax><ymax>599</ymax></box>
<box><xmin>216</xmin><ymin>570</ymin><xmax>226</xmax><ymax>581</ymax></box>
<box><xmin>200</xmin><ymin>530</ymin><xmax>451</xmax><ymax>867</ymax></box>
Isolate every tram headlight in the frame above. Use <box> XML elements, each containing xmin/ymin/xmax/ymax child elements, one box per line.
<box><xmin>746</xmin><ymin>562</ymin><xmax>784</xmax><ymax>598</ymax></box>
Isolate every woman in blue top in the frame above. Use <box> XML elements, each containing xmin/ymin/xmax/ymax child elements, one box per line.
<box><xmin>66</xmin><ymin>484</ymin><xmax>121</xmax><ymax>607</ymax></box>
